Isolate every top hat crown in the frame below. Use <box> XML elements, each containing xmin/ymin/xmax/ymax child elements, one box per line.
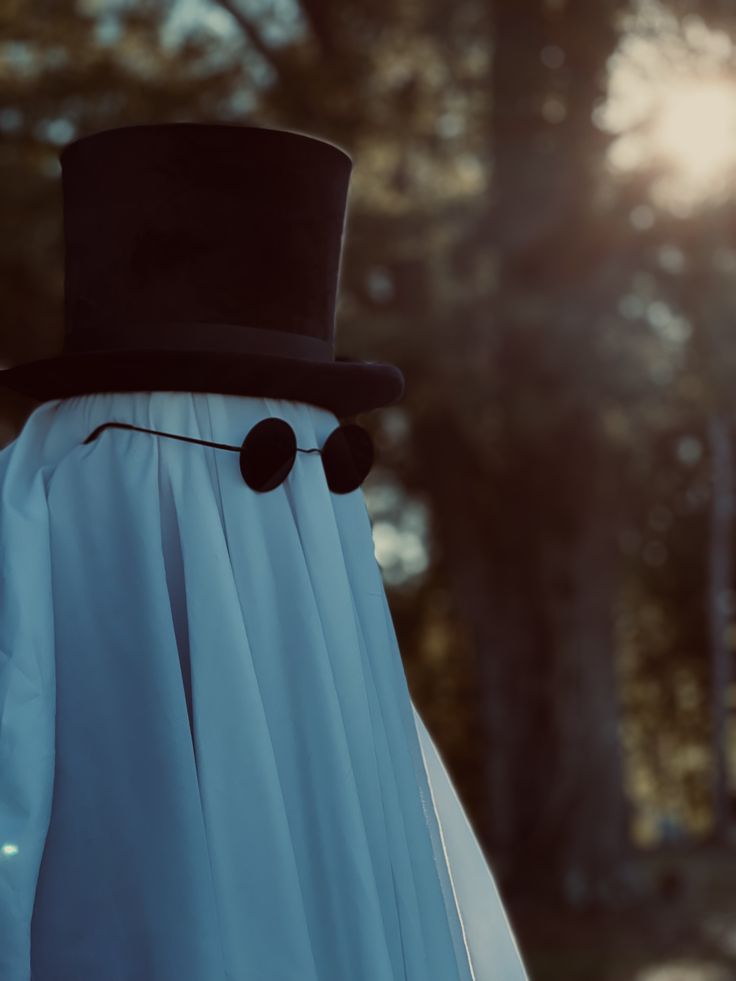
<box><xmin>0</xmin><ymin>122</ymin><xmax>405</xmax><ymax>417</ymax></box>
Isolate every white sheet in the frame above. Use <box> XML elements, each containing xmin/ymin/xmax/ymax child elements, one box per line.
<box><xmin>0</xmin><ymin>390</ymin><xmax>528</xmax><ymax>981</ymax></box>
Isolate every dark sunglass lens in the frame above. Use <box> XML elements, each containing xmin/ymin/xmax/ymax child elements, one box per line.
<box><xmin>321</xmin><ymin>424</ymin><xmax>374</xmax><ymax>494</ymax></box>
<box><xmin>240</xmin><ymin>417</ymin><xmax>297</xmax><ymax>492</ymax></box>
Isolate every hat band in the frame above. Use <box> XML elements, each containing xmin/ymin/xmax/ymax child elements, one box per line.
<box><xmin>63</xmin><ymin>321</ymin><xmax>335</xmax><ymax>362</ymax></box>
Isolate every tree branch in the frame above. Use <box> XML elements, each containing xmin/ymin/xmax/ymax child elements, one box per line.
<box><xmin>296</xmin><ymin>0</ymin><xmax>336</xmax><ymax>58</ymax></box>
<box><xmin>209</xmin><ymin>0</ymin><xmax>285</xmax><ymax>79</ymax></box>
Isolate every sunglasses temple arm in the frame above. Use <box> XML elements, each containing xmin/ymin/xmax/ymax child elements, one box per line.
<box><xmin>82</xmin><ymin>422</ymin><xmax>241</xmax><ymax>452</ymax></box>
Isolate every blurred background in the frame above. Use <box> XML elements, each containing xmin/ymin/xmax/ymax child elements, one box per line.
<box><xmin>2</xmin><ymin>0</ymin><xmax>736</xmax><ymax>977</ymax></box>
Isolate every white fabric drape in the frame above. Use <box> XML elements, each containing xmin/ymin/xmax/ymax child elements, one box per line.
<box><xmin>0</xmin><ymin>391</ymin><xmax>528</xmax><ymax>981</ymax></box>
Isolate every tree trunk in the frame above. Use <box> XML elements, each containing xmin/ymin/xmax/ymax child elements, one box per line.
<box><xmin>706</xmin><ymin>410</ymin><xmax>734</xmax><ymax>840</ymax></box>
<box><xmin>539</xmin><ymin>429</ymin><xmax>631</xmax><ymax>905</ymax></box>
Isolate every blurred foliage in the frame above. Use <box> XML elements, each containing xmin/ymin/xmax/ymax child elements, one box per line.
<box><xmin>3</xmin><ymin>0</ymin><xmax>736</xmax><ymax>975</ymax></box>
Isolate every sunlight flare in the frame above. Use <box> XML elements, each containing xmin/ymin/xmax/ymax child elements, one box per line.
<box><xmin>601</xmin><ymin>1</ymin><xmax>736</xmax><ymax>212</ymax></box>
<box><xmin>651</xmin><ymin>80</ymin><xmax>736</xmax><ymax>186</ymax></box>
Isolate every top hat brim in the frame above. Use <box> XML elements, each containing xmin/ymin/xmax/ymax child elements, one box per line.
<box><xmin>0</xmin><ymin>348</ymin><xmax>405</xmax><ymax>418</ymax></box>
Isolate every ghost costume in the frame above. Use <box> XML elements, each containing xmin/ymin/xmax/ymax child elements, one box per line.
<box><xmin>0</xmin><ymin>390</ymin><xmax>527</xmax><ymax>980</ymax></box>
<box><xmin>0</xmin><ymin>121</ymin><xmax>528</xmax><ymax>980</ymax></box>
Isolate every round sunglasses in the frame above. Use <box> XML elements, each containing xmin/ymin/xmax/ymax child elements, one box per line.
<box><xmin>82</xmin><ymin>417</ymin><xmax>374</xmax><ymax>494</ymax></box>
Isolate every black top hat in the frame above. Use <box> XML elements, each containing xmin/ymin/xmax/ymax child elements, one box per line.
<box><xmin>0</xmin><ymin>123</ymin><xmax>404</xmax><ymax>417</ymax></box>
